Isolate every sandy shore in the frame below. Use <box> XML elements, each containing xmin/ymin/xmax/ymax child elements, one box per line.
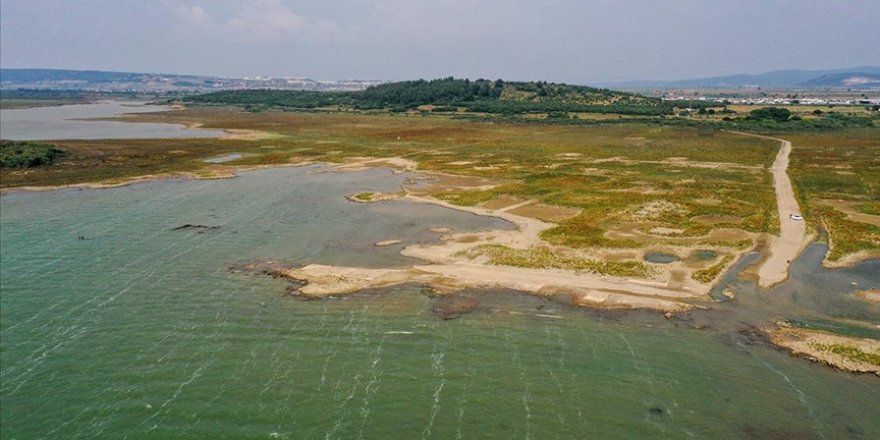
<box><xmin>284</xmin><ymin>187</ymin><xmax>713</xmax><ymax>313</ymax></box>
<box><xmin>769</xmin><ymin>324</ymin><xmax>880</xmax><ymax>375</ymax></box>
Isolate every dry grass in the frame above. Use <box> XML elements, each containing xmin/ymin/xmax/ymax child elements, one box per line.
<box><xmin>785</xmin><ymin>129</ymin><xmax>880</xmax><ymax>261</ymax></box>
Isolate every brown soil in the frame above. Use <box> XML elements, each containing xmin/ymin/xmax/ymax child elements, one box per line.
<box><xmin>507</xmin><ymin>203</ymin><xmax>581</xmax><ymax>222</ymax></box>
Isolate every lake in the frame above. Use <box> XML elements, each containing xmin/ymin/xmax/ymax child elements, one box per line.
<box><xmin>2</xmin><ymin>166</ymin><xmax>878</xmax><ymax>439</ymax></box>
<box><xmin>0</xmin><ymin>101</ymin><xmax>224</xmax><ymax>140</ymax></box>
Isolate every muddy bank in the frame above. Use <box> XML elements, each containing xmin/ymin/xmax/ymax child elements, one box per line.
<box><xmin>769</xmin><ymin>324</ymin><xmax>880</xmax><ymax>375</ymax></box>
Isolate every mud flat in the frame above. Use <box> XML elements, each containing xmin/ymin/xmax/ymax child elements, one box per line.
<box><xmin>283</xmin><ymin>192</ymin><xmax>711</xmax><ymax>313</ymax></box>
<box><xmin>855</xmin><ymin>289</ymin><xmax>880</xmax><ymax>303</ymax></box>
<box><xmin>769</xmin><ymin>325</ymin><xmax>880</xmax><ymax>375</ymax></box>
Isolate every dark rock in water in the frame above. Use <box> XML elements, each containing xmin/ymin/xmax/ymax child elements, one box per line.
<box><xmin>432</xmin><ymin>296</ymin><xmax>480</xmax><ymax>320</ymax></box>
<box><xmin>648</xmin><ymin>407</ymin><xmax>665</xmax><ymax>416</ymax></box>
<box><xmin>172</xmin><ymin>224</ymin><xmax>221</xmax><ymax>231</ymax></box>
<box><xmin>735</xmin><ymin>326</ymin><xmax>772</xmax><ymax>346</ymax></box>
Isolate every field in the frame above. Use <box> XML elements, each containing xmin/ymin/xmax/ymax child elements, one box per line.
<box><xmin>785</xmin><ymin>129</ymin><xmax>880</xmax><ymax>262</ymax></box>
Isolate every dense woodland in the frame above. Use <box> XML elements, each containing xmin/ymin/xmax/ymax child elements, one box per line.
<box><xmin>184</xmin><ymin>77</ymin><xmax>673</xmax><ymax>115</ymax></box>
<box><xmin>182</xmin><ymin>78</ymin><xmax>878</xmax><ymax>131</ymax></box>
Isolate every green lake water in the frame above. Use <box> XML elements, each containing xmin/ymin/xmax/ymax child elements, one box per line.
<box><xmin>2</xmin><ymin>166</ymin><xmax>878</xmax><ymax>439</ymax></box>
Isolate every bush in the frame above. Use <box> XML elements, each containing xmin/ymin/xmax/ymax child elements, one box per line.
<box><xmin>0</xmin><ymin>140</ymin><xmax>67</xmax><ymax>168</ymax></box>
<box><xmin>748</xmin><ymin>107</ymin><xmax>791</xmax><ymax>122</ymax></box>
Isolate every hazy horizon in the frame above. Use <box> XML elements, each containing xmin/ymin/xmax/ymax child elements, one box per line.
<box><xmin>2</xmin><ymin>0</ymin><xmax>879</xmax><ymax>84</ymax></box>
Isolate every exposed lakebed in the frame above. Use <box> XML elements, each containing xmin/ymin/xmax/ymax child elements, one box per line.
<box><xmin>2</xmin><ymin>165</ymin><xmax>878</xmax><ymax>439</ymax></box>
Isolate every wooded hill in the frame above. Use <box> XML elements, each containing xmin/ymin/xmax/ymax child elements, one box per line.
<box><xmin>183</xmin><ymin>77</ymin><xmax>673</xmax><ymax>115</ymax></box>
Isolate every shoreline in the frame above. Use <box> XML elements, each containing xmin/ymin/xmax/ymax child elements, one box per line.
<box><xmin>6</xmin><ymin>154</ymin><xmax>877</xmax><ymax>280</ymax></box>
<box><xmin>769</xmin><ymin>324</ymin><xmax>880</xmax><ymax>376</ymax></box>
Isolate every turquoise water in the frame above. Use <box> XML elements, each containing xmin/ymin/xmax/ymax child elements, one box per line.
<box><xmin>2</xmin><ymin>167</ymin><xmax>878</xmax><ymax>439</ymax></box>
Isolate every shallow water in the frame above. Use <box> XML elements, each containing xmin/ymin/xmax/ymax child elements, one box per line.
<box><xmin>0</xmin><ymin>101</ymin><xmax>224</xmax><ymax>140</ymax></box>
<box><xmin>644</xmin><ymin>252</ymin><xmax>679</xmax><ymax>264</ymax></box>
<box><xmin>1</xmin><ymin>166</ymin><xmax>878</xmax><ymax>439</ymax></box>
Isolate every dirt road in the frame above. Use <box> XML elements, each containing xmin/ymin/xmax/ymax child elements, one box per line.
<box><xmin>755</xmin><ymin>136</ymin><xmax>810</xmax><ymax>286</ymax></box>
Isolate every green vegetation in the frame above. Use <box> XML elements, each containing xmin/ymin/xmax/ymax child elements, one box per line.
<box><xmin>184</xmin><ymin>77</ymin><xmax>673</xmax><ymax>115</ymax></box>
<box><xmin>183</xmin><ymin>79</ymin><xmax>878</xmax><ymax>132</ymax></box>
<box><xmin>748</xmin><ymin>107</ymin><xmax>792</xmax><ymax>122</ymax></box>
<box><xmin>352</xmin><ymin>192</ymin><xmax>374</xmax><ymax>201</ymax></box>
<box><xmin>692</xmin><ymin>255</ymin><xmax>733</xmax><ymax>283</ymax></box>
<box><xmin>816</xmin><ymin>206</ymin><xmax>880</xmax><ymax>261</ymax></box>
<box><xmin>809</xmin><ymin>342</ymin><xmax>880</xmax><ymax>366</ymax></box>
<box><xmin>458</xmin><ymin>244</ymin><xmax>651</xmax><ymax>277</ymax></box>
<box><xmin>787</xmin><ymin>129</ymin><xmax>880</xmax><ymax>261</ymax></box>
<box><xmin>855</xmin><ymin>202</ymin><xmax>880</xmax><ymax>216</ymax></box>
<box><xmin>0</xmin><ymin>140</ymin><xmax>67</xmax><ymax>168</ymax></box>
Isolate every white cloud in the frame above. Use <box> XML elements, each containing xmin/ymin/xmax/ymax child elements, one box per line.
<box><xmin>172</xmin><ymin>0</ymin><xmax>344</xmax><ymax>42</ymax></box>
<box><xmin>173</xmin><ymin>4</ymin><xmax>213</xmax><ymax>28</ymax></box>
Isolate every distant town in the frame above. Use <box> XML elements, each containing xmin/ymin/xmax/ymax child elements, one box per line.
<box><xmin>662</xmin><ymin>94</ymin><xmax>880</xmax><ymax>107</ymax></box>
<box><xmin>0</xmin><ymin>68</ymin><xmax>384</xmax><ymax>93</ymax></box>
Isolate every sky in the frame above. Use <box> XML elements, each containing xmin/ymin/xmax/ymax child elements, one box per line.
<box><xmin>1</xmin><ymin>0</ymin><xmax>879</xmax><ymax>84</ymax></box>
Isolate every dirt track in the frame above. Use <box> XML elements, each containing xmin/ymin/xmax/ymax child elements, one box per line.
<box><xmin>732</xmin><ymin>133</ymin><xmax>809</xmax><ymax>287</ymax></box>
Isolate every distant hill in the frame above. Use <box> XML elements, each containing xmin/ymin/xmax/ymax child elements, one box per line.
<box><xmin>600</xmin><ymin>66</ymin><xmax>880</xmax><ymax>89</ymax></box>
<box><xmin>0</xmin><ymin>68</ymin><xmax>382</xmax><ymax>92</ymax></box>
<box><xmin>185</xmin><ymin>77</ymin><xmax>672</xmax><ymax>115</ymax></box>
<box><xmin>799</xmin><ymin>72</ymin><xmax>880</xmax><ymax>87</ymax></box>
<box><xmin>1</xmin><ymin>68</ymin><xmax>150</xmax><ymax>83</ymax></box>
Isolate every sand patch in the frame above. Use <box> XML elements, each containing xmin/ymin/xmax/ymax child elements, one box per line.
<box><xmin>650</xmin><ymin>227</ymin><xmax>685</xmax><ymax>235</ymax></box>
<box><xmin>303</xmin><ymin>191</ymin><xmax>713</xmax><ymax>312</ymax></box>
<box><xmin>346</xmin><ymin>191</ymin><xmax>404</xmax><ymax>203</ymax></box>
<box><xmin>405</xmin><ymin>173</ymin><xmax>505</xmax><ymax>195</ymax></box>
<box><xmin>606</xmin><ymin>222</ymin><xmax>751</xmax><ymax>243</ymax></box>
<box><xmin>555</xmin><ymin>153</ymin><xmax>583</xmax><ymax>160</ymax></box>
<box><xmin>375</xmin><ymin>240</ymin><xmax>402</xmax><ymax>247</ymax></box>
<box><xmin>585</xmin><ymin>156</ymin><xmax>763</xmax><ymax>171</ymax></box>
<box><xmin>855</xmin><ymin>289</ymin><xmax>880</xmax><ymax>303</ymax></box>
<box><xmin>507</xmin><ymin>203</ymin><xmax>581</xmax><ymax>222</ymax></box>
<box><xmin>633</xmin><ymin>201</ymin><xmax>686</xmax><ymax>221</ymax></box>
<box><xmin>222</xmin><ymin>129</ymin><xmax>278</xmax><ymax>141</ymax></box>
<box><xmin>611</xmin><ymin>185</ymin><xmax>669</xmax><ymax>195</ymax></box>
<box><xmin>482</xmin><ymin>195</ymin><xmax>526</xmax><ymax>210</ymax></box>
<box><xmin>770</xmin><ymin>325</ymin><xmax>880</xmax><ymax>375</ymax></box>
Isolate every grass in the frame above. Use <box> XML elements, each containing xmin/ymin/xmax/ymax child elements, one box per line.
<box><xmin>458</xmin><ymin>244</ymin><xmax>651</xmax><ymax>277</ymax></box>
<box><xmin>692</xmin><ymin>255</ymin><xmax>733</xmax><ymax>283</ymax></box>
<box><xmin>809</xmin><ymin>342</ymin><xmax>880</xmax><ymax>366</ymax></box>
<box><xmin>786</xmin><ymin>129</ymin><xmax>880</xmax><ymax>261</ymax></box>
<box><xmin>352</xmin><ymin>192</ymin><xmax>374</xmax><ymax>201</ymax></box>
<box><xmin>854</xmin><ymin>202</ymin><xmax>880</xmax><ymax>216</ymax></box>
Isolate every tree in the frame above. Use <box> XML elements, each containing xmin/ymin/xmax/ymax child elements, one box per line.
<box><xmin>748</xmin><ymin>107</ymin><xmax>791</xmax><ymax>122</ymax></box>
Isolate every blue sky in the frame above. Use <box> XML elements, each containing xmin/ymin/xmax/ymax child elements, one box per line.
<box><xmin>1</xmin><ymin>0</ymin><xmax>878</xmax><ymax>83</ymax></box>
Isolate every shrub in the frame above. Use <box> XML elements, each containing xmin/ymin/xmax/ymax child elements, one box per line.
<box><xmin>0</xmin><ymin>140</ymin><xmax>67</xmax><ymax>168</ymax></box>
